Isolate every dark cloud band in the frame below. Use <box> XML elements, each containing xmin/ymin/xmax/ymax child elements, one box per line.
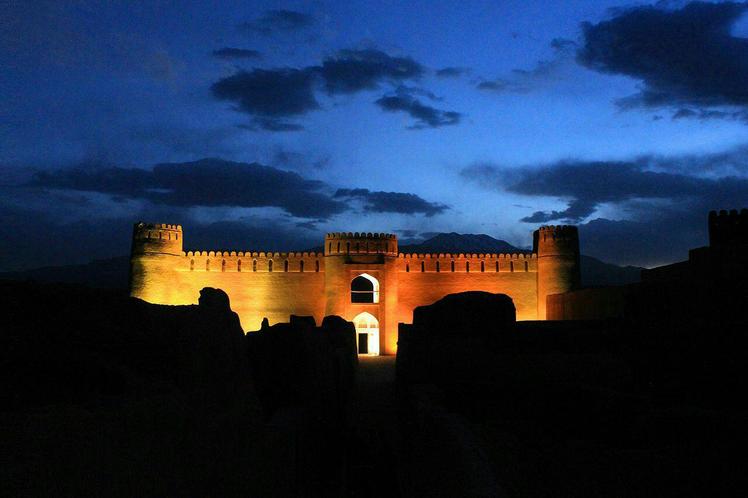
<box><xmin>210</xmin><ymin>49</ymin><xmax>458</xmax><ymax>131</ymax></box>
<box><xmin>31</xmin><ymin>158</ymin><xmax>450</xmax><ymax>220</ymax></box>
<box><xmin>334</xmin><ymin>188</ymin><xmax>449</xmax><ymax>216</ymax></box>
<box><xmin>578</xmin><ymin>2</ymin><xmax>748</xmax><ymax>116</ymax></box>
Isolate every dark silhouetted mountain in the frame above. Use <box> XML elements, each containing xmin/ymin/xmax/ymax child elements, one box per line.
<box><xmin>0</xmin><ymin>256</ymin><xmax>130</xmax><ymax>290</ymax></box>
<box><xmin>399</xmin><ymin>232</ymin><xmax>523</xmax><ymax>254</ymax></box>
<box><xmin>580</xmin><ymin>255</ymin><xmax>641</xmax><ymax>287</ymax></box>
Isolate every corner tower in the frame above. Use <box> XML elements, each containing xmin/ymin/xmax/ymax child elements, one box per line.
<box><xmin>534</xmin><ymin>225</ymin><xmax>580</xmax><ymax>319</ymax></box>
<box><xmin>130</xmin><ymin>222</ymin><xmax>183</xmax><ymax>303</ymax></box>
<box><xmin>324</xmin><ymin>232</ymin><xmax>399</xmax><ymax>355</ymax></box>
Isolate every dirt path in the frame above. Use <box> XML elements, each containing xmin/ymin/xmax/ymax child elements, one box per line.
<box><xmin>346</xmin><ymin>356</ymin><xmax>403</xmax><ymax>497</ymax></box>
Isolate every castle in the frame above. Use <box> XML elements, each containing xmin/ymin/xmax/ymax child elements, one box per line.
<box><xmin>130</xmin><ymin>224</ymin><xmax>581</xmax><ymax>355</ymax></box>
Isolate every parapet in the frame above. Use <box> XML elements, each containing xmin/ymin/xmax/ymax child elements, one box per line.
<box><xmin>709</xmin><ymin>209</ymin><xmax>748</xmax><ymax>247</ymax></box>
<box><xmin>533</xmin><ymin>225</ymin><xmax>579</xmax><ymax>255</ymax></box>
<box><xmin>397</xmin><ymin>252</ymin><xmax>537</xmax><ymax>273</ymax></box>
<box><xmin>131</xmin><ymin>222</ymin><xmax>183</xmax><ymax>256</ymax></box>
<box><xmin>324</xmin><ymin>232</ymin><xmax>398</xmax><ymax>256</ymax></box>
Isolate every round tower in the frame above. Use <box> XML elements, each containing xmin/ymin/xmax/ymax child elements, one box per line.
<box><xmin>534</xmin><ymin>225</ymin><xmax>580</xmax><ymax>319</ymax></box>
<box><xmin>324</xmin><ymin>232</ymin><xmax>399</xmax><ymax>355</ymax></box>
<box><xmin>130</xmin><ymin>222</ymin><xmax>184</xmax><ymax>302</ymax></box>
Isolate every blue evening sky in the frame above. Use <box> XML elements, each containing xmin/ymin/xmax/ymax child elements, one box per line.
<box><xmin>2</xmin><ymin>1</ymin><xmax>747</xmax><ymax>270</ymax></box>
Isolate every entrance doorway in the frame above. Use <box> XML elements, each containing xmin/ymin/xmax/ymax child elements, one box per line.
<box><xmin>353</xmin><ymin>312</ymin><xmax>379</xmax><ymax>356</ymax></box>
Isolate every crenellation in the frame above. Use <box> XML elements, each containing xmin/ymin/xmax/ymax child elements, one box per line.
<box><xmin>709</xmin><ymin>208</ymin><xmax>748</xmax><ymax>246</ymax></box>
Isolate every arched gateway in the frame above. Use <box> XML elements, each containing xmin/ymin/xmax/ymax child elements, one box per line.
<box><xmin>353</xmin><ymin>312</ymin><xmax>379</xmax><ymax>356</ymax></box>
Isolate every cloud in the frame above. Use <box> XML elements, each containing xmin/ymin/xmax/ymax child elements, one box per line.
<box><xmin>270</xmin><ymin>148</ymin><xmax>332</xmax><ymax>171</ymax></box>
<box><xmin>463</xmin><ymin>145</ymin><xmax>748</xmax><ymax>265</ymax></box>
<box><xmin>211</xmin><ymin>68</ymin><xmax>318</xmax><ymax>117</ymax></box>
<box><xmin>374</xmin><ymin>93</ymin><xmax>461</xmax><ymax>129</ymax></box>
<box><xmin>29</xmin><ymin>158</ymin><xmax>452</xmax><ymax>224</ymax></box>
<box><xmin>477</xmin><ymin>37</ymin><xmax>577</xmax><ymax>93</ymax></box>
<box><xmin>239</xmin><ymin>9</ymin><xmax>314</xmax><ymax>36</ymax></box>
<box><xmin>317</xmin><ymin>49</ymin><xmax>424</xmax><ymax>95</ymax></box>
<box><xmin>238</xmin><ymin>118</ymin><xmax>305</xmax><ymax>132</ymax></box>
<box><xmin>436</xmin><ymin>66</ymin><xmax>469</xmax><ymax>78</ymax></box>
<box><xmin>520</xmin><ymin>199</ymin><xmax>597</xmax><ymax>223</ymax></box>
<box><xmin>672</xmin><ymin>107</ymin><xmax>748</xmax><ymax>122</ymax></box>
<box><xmin>334</xmin><ymin>188</ymin><xmax>449</xmax><ymax>216</ymax></box>
<box><xmin>31</xmin><ymin>158</ymin><xmax>345</xmax><ymax>219</ymax></box>
<box><xmin>578</xmin><ymin>1</ymin><xmax>748</xmax><ymax>115</ymax></box>
<box><xmin>210</xmin><ymin>49</ymin><xmax>458</xmax><ymax>131</ymax></box>
<box><xmin>212</xmin><ymin>47</ymin><xmax>261</xmax><ymax>59</ymax></box>
<box><xmin>462</xmin><ymin>146</ymin><xmax>748</xmax><ymax>224</ymax></box>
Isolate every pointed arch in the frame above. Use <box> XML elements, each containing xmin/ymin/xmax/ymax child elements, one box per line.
<box><xmin>351</xmin><ymin>273</ymin><xmax>380</xmax><ymax>303</ymax></box>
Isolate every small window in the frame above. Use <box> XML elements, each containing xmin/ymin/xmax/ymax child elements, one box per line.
<box><xmin>176</xmin><ymin>233</ymin><xmax>179</xmax><ymax>240</ymax></box>
<box><xmin>284</xmin><ymin>260</ymin><xmax>289</xmax><ymax>272</ymax></box>
<box><xmin>451</xmin><ymin>261</ymin><xmax>455</xmax><ymax>272</ymax></box>
<box><xmin>222</xmin><ymin>259</ymin><xmax>226</xmax><ymax>272</ymax></box>
<box><xmin>237</xmin><ymin>260</ymin><xmax>242</xmax><ymax>272</ymax></box>
<box><xmin>524</xmin><ymin>261</ymin><xmax>529</xmax><ymax>272</ymax></box>
<box><xmin>337</xmin><ymin>242</ymin><xmax>340</xmax><ymax>252</ymax></box>
<box><xmin>253</xmin><ymin>259</ymin><xmax>257</xmax><ymax>272</ymax></box>
<box><xmin>315</xmin><ymin>260</ymin><xmax>320</xmax><ymax>272</ymax></box>
<box><xmin>481</xmin><ymin>261</ymin><xmax>485</xmax><ymax>272</ymax></box>
<box><xmin>510</xmin><ymin>261</ymin><xmax>514</xmax><ymax>272</ymax></box>
<box><xmin>206</xmin><ymin>259</ymin><xmax>210</xmax><ymax>271</ymax></box>
<box><xmin>346</xmin><ymin>242</ymin><xmax>350</xmax><ymax>254</ymax></box>
<box><xmin>436</xmin><ymin>261</ymin><xmax>440</xmax><ymax>273</ymax></box>
<box><xmin>300</xmin><ymin>260</ymin><xmax>305</xmax><ymax>272</ymax></box>
<box><xmin>190</xmin><ymin>259</ymin><xmax>194</xmax><ymax>271</ymax></box>
<box><xmin>328</xmin><ymin>242</ymin><xmax>332</xmax><ymax>253</ymax></box>
<box><xmin>496</xmin><ymin>261</ymin><xmax>499</xmax><ymax>272</ymax></box>
<box><xmin>268</xmin><ymin>260</ymin><xmax>273</xmax><ymax>272</ymax></box>
<box><xmin>406</xmin><ymin>263</ymin><xmax>410</xmax><ymax>273</ymax></box>
<box><xmin>466</xmin><ymin>261</ymin><xmax>470</xmax><ymax>273</ymax></box>
<box><xmin>421</xmin><ymin>261</ymin><xmax>425</xmax><ymax>272</ymax></box>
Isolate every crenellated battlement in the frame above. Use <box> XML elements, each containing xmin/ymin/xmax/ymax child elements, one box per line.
<box><xmin>397</xmin><ymin>251</ymin><xmax>537</xmax><ymax>273</ymax></box>
<box><xmin>182</xmin><ymin>250</ymin><xmax>324</xmax><ymax>273</ymax></box>
<box><xmin>184</xmin><ymin>250</ymin><xmax>323</xmax><ymax>258</ymax></box>
<box><xmin>324</xmin><ymin>232</ymin><xmax>398</xmax><ymax>255</ymax></box>
<box><xmin>537</xmin><ymin>224</ymin><xmax>578</xmax><ymax>240</ymax></box>
<box><xmin>326</xmin><ymin>232</ymin><xmax>397</xmax><ymax>239</ymax></box>
<box><xmin>131</xmin><ymin>221</ymin><xmax>183</xmax><ymax>256</ymax></box>
<box><xmin>398</xmin><ymin>252</ymin><xmax>535</xmax><ymax>259</ymax></box>
<box><xmin>709</xmin><ymin>209</ymin><xmax>748</xmax><ymax>247</ymax></box>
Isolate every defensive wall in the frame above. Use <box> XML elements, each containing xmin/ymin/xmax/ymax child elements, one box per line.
<box><xmin>546</xmin><ymin>209</ymin><xmax>747</xmax><ymax>321</ymax></box>
<box><xmin>131</xmin><ymin>223</ymin><xmax>581</xmax><ymax>354</ymax></box>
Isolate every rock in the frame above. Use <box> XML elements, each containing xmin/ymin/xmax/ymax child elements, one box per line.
<box><xmin>198</xmin><ymin>287</ymin><xmax>231</xmax><ymax>311</ymax></box>
<box><xmin>412</xmin><ymin>291</ymin><xmax>516</xmax><ymax>337</ymax></box>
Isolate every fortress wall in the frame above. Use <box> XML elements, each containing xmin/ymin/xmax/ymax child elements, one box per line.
<box><xmin>137</xmin><ymin>251</ymin><xmax>326</xmax><ymax>331</ymax></box>
<box><xmin>396</xmin><ymin>253</ymin><xmax>538</xmax><ymax>321</ymax></box>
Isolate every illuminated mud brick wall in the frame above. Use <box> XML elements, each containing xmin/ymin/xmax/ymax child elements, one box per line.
<box><xmin>396</xmin><ymin>253</ymin><xmax>538</xmax><ymax>322</ymax></box>
<box><xmin>130</xmin><ymin>223</ymin><xmax>581</xmax><ymax>354</ymax></box>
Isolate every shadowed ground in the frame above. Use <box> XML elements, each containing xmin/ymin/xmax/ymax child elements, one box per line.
<box><xmin>347</xmin><ymin>356</ymin><xmax>403</xmax><ymax>497</ymax></box>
